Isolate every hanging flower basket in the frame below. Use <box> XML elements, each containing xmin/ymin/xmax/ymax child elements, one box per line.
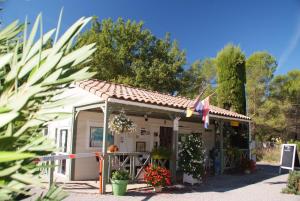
<box><xmin>109</xmin><ymin>110</ymin><xmax>136</xmax><ymax>135</ymax></box>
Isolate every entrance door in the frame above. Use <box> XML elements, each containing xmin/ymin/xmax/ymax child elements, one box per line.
<box><xmin>159</xmin><ymin>127</ymin><xmax>173</xmax><ymax>151</ymax></box>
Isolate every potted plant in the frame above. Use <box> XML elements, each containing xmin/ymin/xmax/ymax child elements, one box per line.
<box><xmin>109</xmin><ymin>110</ymin><xmax>136</xmax><ymax>135</ymax></box>
<box><xmin>240</xmin><ymin>157</ymin><xmax>255</xmax><ymax>174</ymax></box>
<box><xmin>178</xmin><ymin>134</ymin><xmax>205</xmax><ymax>185</ymax></box>
<box><xmin>111</xmin><ymin>169</ymin><xmax>130</xmax><ymax>196</ymax></box>
<box><xmin>151</xmin><ymin>147</ymin><xmax>171</xmax><ymax>167</ymax></box>
<box><xmin>144</xmin><ymin>164</ymin><xmax>171</xmax><ymax>192</ymax></box>
<box><xmin>151</xmin><ymin>147</ymin><xmax>171</xmax><ymax>160</ymax></box>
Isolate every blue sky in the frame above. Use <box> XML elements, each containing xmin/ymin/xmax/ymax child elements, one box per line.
<box><xmin>1</xmin><ymin>0</ymin><xmax>300</xmax><ymax>75</ymax></box>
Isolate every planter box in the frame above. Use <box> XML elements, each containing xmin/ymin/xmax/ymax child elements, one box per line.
<box><xmin>183</xmin><ymin>173</ymin><xmax>201</xmax><ymax>185</ymax></box>
<box><xmin>111</xmin><ymin>179</ymin><xmax>128</xmax><ymax>196</ymax></box>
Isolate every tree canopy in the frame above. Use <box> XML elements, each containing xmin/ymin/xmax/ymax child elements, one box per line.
<box><xmin>216</xmin><ymin>44</ymin><xmax>246</xmax><ymax>114</ymax></box>
<box><xmin>245</xmin><ymin>52</ymin><xmax>277</xmax><ymax>139</ymax></box>
<box><xmin>75</xmin><ymin>17</ymin><xmax>186</xmax><ymax>94</ymax></box>
<box><xmin>246</xmin><ymin>51</ymin><xmax>277</xmax><ymax>116</ymax></box>
<box><xmin>76</xmin><ymin>17</ymin><xmax>299</xmax><ymax>142</ymax></box>
<box><xmin>180</xmin><ymin>58</ymin><xmax>217</xmax><ymax>104</ymax></box>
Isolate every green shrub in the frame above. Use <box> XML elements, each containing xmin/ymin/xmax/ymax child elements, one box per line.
<box><xmin>288</xmin><ymin>140</ymin><xmax>300</xmax><ymax>152</ymax></box>
<box><xmin>282</xmin><ymin>171</ymin><xmax>300</xmax><ymax>195</ymax></box>
<box><xmin>0</xmin><ymin>13</ymin><xmax>95</xmax><ymax>200</ymax></box>
<box><xmin>111</xmin><ymin>170</ymin><xmax>130</xmax><ymax>180</ymax></box>
<box><xmin>178</xmin><ymin>134</ymin><xmax>205</xmax><ymax>179</ymax></box>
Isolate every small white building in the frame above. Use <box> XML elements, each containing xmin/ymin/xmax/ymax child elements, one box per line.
<box><xmin>46</xmin><ymin>79</ymin><xmax>251</xmax><ymax>191</ymax></box>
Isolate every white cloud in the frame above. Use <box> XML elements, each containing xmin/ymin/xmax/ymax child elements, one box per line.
<box><xmin>278</xmin><ymin>15</ymin><xmax>300</xmax><ymax>69</ymax></box>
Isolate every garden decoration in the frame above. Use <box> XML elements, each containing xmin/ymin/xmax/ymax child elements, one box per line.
<box><xmin>111</xmin><ymin>170</ymin><xmax>130</xmax><ymax>196</ymax></box>
<box><xmin>179</xmin><ymin>133</ymin><xmax>205</xmax><ymax>185</ymax></box>
<box><xmin>144</xmin><ymin>164</ymin><xmax>171</xmax><ymax>192</ymax></box>
<box><xmin>109</xmin><ymin>110</ymin><xmax>136</xmax><ymax>135</ymax></box>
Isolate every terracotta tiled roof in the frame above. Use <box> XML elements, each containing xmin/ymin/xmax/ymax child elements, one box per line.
<box><xmin>76</xmin><ymin>80</ymin><xmax>250</xmax><ymax>120</ymax></box>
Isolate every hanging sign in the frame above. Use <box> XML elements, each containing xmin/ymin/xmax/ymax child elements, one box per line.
<box><xmin>279</xmin><ymin>144</ymin><xmax>300</xmax><ymax>173</ymax></box>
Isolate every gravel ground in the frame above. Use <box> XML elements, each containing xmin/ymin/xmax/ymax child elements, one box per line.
<box><xmin>62</xmin><ymin>163</ymin><xmax>299</xmax><ymax>201</ymax></box>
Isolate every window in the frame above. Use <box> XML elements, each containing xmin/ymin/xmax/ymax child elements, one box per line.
<box><xmin>58</xmin><ymin>159</ymin><xmax>66</xmax><ymax>175</ymax></box>
<box><xmin>55</xmin><ymin>128</ymin><xmax>58</xmax><ymax>145</ymax></box>
<box><xmin>43</xmin><ymin>128</ymin><xmax>48</xmax><ymax>136</ymax></box>
<box><xmin>59</xmin><ymin>129</ymin><xmax>68</xmax><ymax>152</ymax></box>
<box><xmin>90</xmin><ymin>127</ymin><xmax>114</xmax><ymax>147</ymax></box>
<box><xmin>136</xmin><ymin>142</ymin><xmax>146</xmax><ymax>152</ymax></box>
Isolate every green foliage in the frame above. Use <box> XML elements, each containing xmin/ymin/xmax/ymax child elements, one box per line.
<box><xmin>35</xmin><ymin>185</ymin><xmax>68</xmax><ymax>201</ymax></box>
<box><xmin>111</xmin><ymin>170</ymin><xmax>129</xmax><ymax>181</ymax></box>
<box><xmin>288</xmin><ymin>140</ymin><xmax>300</xmax><ymax>151</ymax></box>
<box><xmin>178</xmin><ymin>134</ymin><xmax>205</xmax><ymax>179</ymax></box>
<box><xmin>216</xmin><ymin>44</ymin><xmax>246</xmax><ymax>114</ymax></box>
<box><xmin>255</xmin><ymin>69</ymin><xmax>300</xmax><ymax>141</ymax></box>
<box><xmin>151</xmin><ymin>147</ymin><xmax>172</xmax><ymax>160</ymax></box>
<box><xmin>255</xmin><ymin>99</ymin><xmax>291</xmax><ymax>137</ymax></box>
<box><xmin>270</xmin><ymin>70</ymin><xmax>300</xmax><ymax>102</ymax></box>
<box><xmin>246</xmin><ymin>52</ymin><xmax>277</xmax><ymax>116</ymax></box>
<box><xmin>75</xmin><ymin>17</ymin><xmax>186</xmax><ymax>94</ymax></box>
<box><xmin>0</xmin><ymin>13</ymin><xmax>95</xmax><ymax>200</ymax></box>
<box><xmin>282</xmin><ymin>171</ymin><xmax>300</xmax><ymax>195</ymax></box>
<box><xmin>180</xmin><ymin>58</ymin><xmax>217</xmax><ymax>104</ymax></box>
<box><xmin>246</xmin><ymin>52</ymin><xmax>277</xmax><ymax>141</ymax></box>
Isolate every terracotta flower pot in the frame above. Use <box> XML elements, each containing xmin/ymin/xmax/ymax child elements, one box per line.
<box><xmin>153</xmin><ymin>186</ymin><xmax>162</xmax><ymax>192</ymax></box>
<box><xmin>108</xmin><ymin>145</ymin><xmax>119</xmax><ymax>152</ymax></box>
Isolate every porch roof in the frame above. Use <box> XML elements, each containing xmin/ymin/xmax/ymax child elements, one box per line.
<box><xmin>76</xmin><ymin>79</ymin><xmax>251</xmax><ymax>121</ymax></box>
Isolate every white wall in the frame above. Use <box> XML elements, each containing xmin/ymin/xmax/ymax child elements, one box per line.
<box><xmin>46</xmin><ymin>86</ymin><xmax>102</xmax><ymax>178</ymax></box>
<box><xmin>46</xmin><ymin>86</ymin><xmax>216</xmax><ymax>180</ymax></box>
<box><xmin>73</xmin><ymin>111</ymin><xmax>215</xmax><ymax>180</ymax></box>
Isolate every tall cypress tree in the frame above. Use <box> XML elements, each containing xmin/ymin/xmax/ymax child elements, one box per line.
<box><xmin>216</xmin><ymin>44</ymin><xmax>246</xmax><ymax>114</ymax></box>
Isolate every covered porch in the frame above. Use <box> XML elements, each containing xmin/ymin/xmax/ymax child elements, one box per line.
<box><xmin>70</xmin><ymin>97</ymin><xmax>251</xmax><ymax>193</ymax></box>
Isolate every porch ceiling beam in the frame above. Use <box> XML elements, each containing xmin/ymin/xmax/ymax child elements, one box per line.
<box><xmin>109</xmin><ymin>98</ymin><xmax>251</xmax><ymax>122</ymax></box>
<box><xmin>209</xmin><ymin>114</ymin><xmax>251</xmax><ymax>123</ymax></box>
<box><xmin>108</xmin><ymin>98</ymin><xmax>184</xmax><ymax>114</ymax></box>
<box><xmin>74</xmin><ymin>101</ymin><xmax>105</xmax><ymax>112</ymax></box>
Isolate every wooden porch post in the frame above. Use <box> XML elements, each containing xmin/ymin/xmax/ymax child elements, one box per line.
<box><xmin>171</xmin><ymin>116</ymin><xmax>180</xmax><ymax>183</ymax></box>
<box><xmin>101</xmin><ymin>101</ymin><xmax>110</xmax><ymax>194</ymax></box>
<box><xmin>249</xmin><ymin>122</ymin><xmax>255</xmax><ymax>161</ymax></box>
<box><xmin>220</xmin><ymin>120</ymin><xmax>224</xmax><ymax>174</ymax></box>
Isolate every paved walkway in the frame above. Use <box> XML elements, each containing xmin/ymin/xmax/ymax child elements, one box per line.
<box><xmin>61</xmin><ymin>163</ymin><xmax>298</xmax><ymax>201</ymax></box>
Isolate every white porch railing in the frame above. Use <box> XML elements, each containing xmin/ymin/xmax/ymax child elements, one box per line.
<box><xmin>107</xmin><ymin>152</ymin><xmax>151</xmax><ymax>182</ymax></box>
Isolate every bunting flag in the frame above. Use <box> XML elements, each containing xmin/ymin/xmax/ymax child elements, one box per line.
<box><xmin>186</xmin><ymin>96</ymin><xmax>210</xmax><ymax>128</ymax></box>
<box><xmin>202</xmin><ymin>96</ymin><xmax>210</xmax><ymax>129</ymax></box>
<box><xmin>186</xmin><ymin>95</ymin><xmax>200</xmax><ymax>117</ymax></box>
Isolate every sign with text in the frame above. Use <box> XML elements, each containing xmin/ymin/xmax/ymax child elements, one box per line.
<box><xmin>279</xmin><ymin>144</ymin><xmax>300</xmax><ymax>173</ymax></box>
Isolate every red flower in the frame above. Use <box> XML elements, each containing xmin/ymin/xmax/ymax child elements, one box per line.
<box><xmin>144</xmin><ymin>164</ymin><xmax>171</xmax><ymax>187</ymax></box>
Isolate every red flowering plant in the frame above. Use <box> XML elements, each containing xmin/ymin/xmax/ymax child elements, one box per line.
<box><xmin>144</xmin><ymin>164</ymin><xmax>171</xmax><ymax>187</ymax></box>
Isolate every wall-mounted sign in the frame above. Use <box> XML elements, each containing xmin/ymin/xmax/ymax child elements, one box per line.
<box><xmin>230</xmin><ymin>121</ymin><xmax>239</xmax><ymax>127</ymax></box>
<box><xmin>279</xmin><ymin>144</ymin><xmax>300</xmax><ymax>173</ymax></box>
